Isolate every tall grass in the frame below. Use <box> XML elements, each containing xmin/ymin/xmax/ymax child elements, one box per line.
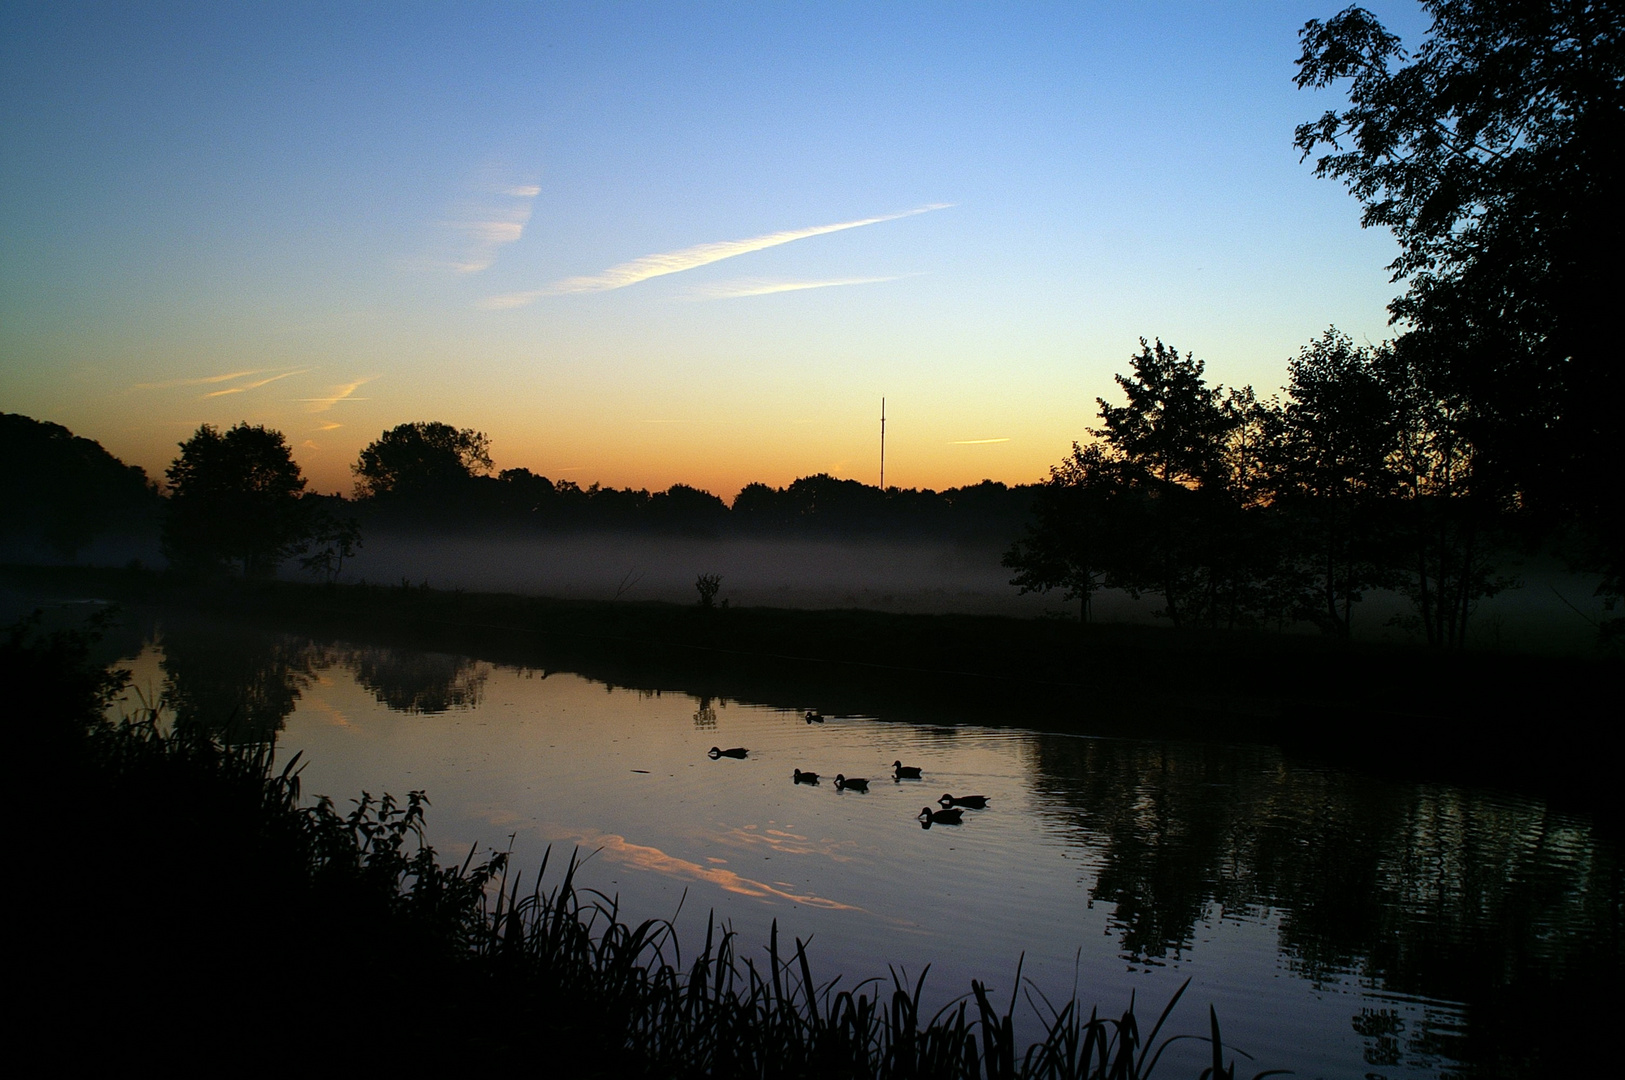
<box><xmin>16</xmin><ymin>616</ymin><xmax>1281</xmax><ymax>1077</ymax></box>
<box><xmin>475</xmin><ymin>847</ymin><xmax>1284</xmax><ymax>1079</ymax></box>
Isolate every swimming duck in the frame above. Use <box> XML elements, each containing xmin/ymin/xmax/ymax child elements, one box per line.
<box><xmin>834</xmin><ymin>774</ymin><xmax>869</xmax><ymax>792</ymax></box>
<box><xmin>708</xmin><ymin>746</ymin><xmax>749</xmax><ymax>759</ymax></box>
<box><xmin>792</xmin><ymin>768</ymin><xmax>820</xmax><ymax>784</ymax></box>
<box><xmin>919</xmin><ymin>806</ymin><xmax>964</xmax><ymax>825</ymax></box>
<box><xmin>804</xmin><ymin>711</ymin><xmax>826</xmax><ymax>723</ymax></box>
<box><xmin>892</xmin><ymin>760</ymin><xmax>923</xmax><ymax>780</ymax></box>
<box><xmin>939</xmin><ymin>793</ymin><xmax>989</xmax><ymax>809</ymax></box>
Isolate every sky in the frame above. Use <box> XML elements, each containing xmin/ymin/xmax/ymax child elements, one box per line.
<box><xmin>0</xmin><ymin>1</ymin><xmax>1432</xmax><ymax>497</ymax></box>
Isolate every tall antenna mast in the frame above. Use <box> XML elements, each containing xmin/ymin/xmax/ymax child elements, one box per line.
<box><xmin>880</xmin><ymin>397</ymin><xmax>886</xmax><ymax>490</ymax></box>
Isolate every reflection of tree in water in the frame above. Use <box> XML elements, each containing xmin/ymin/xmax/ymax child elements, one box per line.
<box><xmin>1031</xmin><ymin>734</ymin><xmax>1620</xmax><ymax>1075</ymax></box>
<box><xmin>1034</xmin><ymin>737</ymin><xmax>1262</xmax><ymax>962</ymax></box>
<box><xmin>345</xmin><ymin>647</ymin><xmax>488</xmax><ymax>714</ymax></box>
<box><xmin>159</xmin><ymin>624</ymin><xmax>324</xmax><ymax>745</ymax></box>
<box><xmin>692</xmin><ymin>695</ymin><xmax>717</xmax><ymax>728</ymax></box>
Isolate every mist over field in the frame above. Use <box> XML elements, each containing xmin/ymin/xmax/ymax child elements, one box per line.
<box><xmin>340</xmin><ymin>530</ymin><xmax>1076</xmax><ymax>618</ymax></box>
<box><xmin>324</xmin><ymin>529</ymin><xmax>1609</xmax><ymax>654</ymax></box>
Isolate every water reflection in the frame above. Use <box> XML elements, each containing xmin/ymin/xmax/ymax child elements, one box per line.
<box><xmin>345</xmin><ymin>645</ymin><xmax>488</xmax><ymax>714</ymax></box>
<box><xmin>1030</xmin><ymin>734</ymin><xmax>1621</xmax><ymax>1073</ymax></box>
<box><xmin>158</xmin><ymin>622</ymin><xmax>323</xmax><ymax>744</ymax></box>
<box><xmin>112</xmin><ymin>623</ymin><xmax>1620</xmax><ymax>1078</ymax></box>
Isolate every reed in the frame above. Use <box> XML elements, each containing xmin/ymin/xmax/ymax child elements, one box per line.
<box><xmin>477</xmin><ymin>850</ymin><xmax>1286</xmax><ymax>1078</ymax></box>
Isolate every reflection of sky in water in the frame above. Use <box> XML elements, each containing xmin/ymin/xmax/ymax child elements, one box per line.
<box><xmin>107</xmin><ymin>635</ymin><xmax>1613</xmax><ymax>1079</ymax></box>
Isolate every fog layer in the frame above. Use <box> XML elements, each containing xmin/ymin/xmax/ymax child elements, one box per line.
<box><xmin>342</xmin><ymin>531</ymin><xmax>1082</xmax><ymax>618</ymax></box>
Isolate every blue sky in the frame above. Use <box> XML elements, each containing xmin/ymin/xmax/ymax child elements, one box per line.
<box><xmin>1</xmin><ymin>1</ymin><xmax>1431</xmax><ymax>494</ymax></box>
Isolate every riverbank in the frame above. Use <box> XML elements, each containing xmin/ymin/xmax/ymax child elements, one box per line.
<box><xmin>7</xmin><ymin>563</ymin><xmax>1620</xmax><ymax>827</ymax></box>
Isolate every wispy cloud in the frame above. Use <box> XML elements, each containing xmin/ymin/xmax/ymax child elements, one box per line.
<box><xmin>314</xmin><ymin>421</ymin><xmax>343</xmax><ymax>432</ymax></box>
<box><xmin>298</xmin><ymin>377</ymin><xmax>374</xmax><ymax>413</ymax></box>
<box><xmin>685</xmin><ymin>275</ymin><xmax>909</xmax><ymax>300</ymax></box>
<box><xmin>202</xmin><ymin>368</ymin><xmax>309</xmax><ymax>398</ymax></box>
<box><xmin>134</xmin><ymin>369</ymin><xmax>268</xmax><ymax>391</ymax></box>
<box><xmin>428</xmin><ymin>172</ymin><xmax>540</xmax><ymax>274</ymax></box>
<box><xmin>482</xmin><ymin>203</ymin><xmax>950</xmax><ymax>309</ymax></box>
<box><xmin>950</xmin><ymin>437</ymin><xmax>1011</xmax><ymax>444</ymax></box>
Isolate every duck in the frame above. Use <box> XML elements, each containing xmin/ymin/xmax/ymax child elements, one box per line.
<box><xmin>919</xmin><ymin>805</ymin><xmax>964</xmax><ymax>826</ymax></box>
<box><xmin>804</xmin><ymin>711</ymin><xmax>826</xmax><ymax>723</ymax></box>
<box><xmin>939</xmin><ymin>793</ymin><xmax>989</xmax><ymax>809</ymax></box>
<box><xmin>892</xmin><ymin>760</ymin><xmax>923</xmax><ymax>780</ymax></box>
<box><xmin>834</xmin><ymin>774</ymin><xmax>869</xmax><ymax>792</ymax></box>
<box><xmin>708</xmin><ymin>746</ymin><xmax>749</xmax><ymax>759</ymax></box>
<box><xmin>792</xmin><ymin>768</ymin><xmax>820</xmax><ymax>784</ymax></box>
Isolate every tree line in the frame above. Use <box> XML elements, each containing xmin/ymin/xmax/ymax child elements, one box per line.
<box><xmin>1004</xmin><ymin>329</ymin><xmax>1525</xmax><ymax>645</ymax></box>
<box><xmin>348</xmin><ymin>420</ymin><xmax>1035</xmax><ymax>539</ymax></box>
<box><xmin>1</xmin><ymin>411</ymin><xmax>1037</xmax><ymax>579</ymax></box>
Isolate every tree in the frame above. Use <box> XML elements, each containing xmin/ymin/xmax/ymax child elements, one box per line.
<box><xmin>0</xmin><ymin>413</ymin><xmax>158</xmax><ymax>559</ymax></box>
<box><xmin>1093</xmin><ymin>339</ymin><xmax>1229</xmax><ymax>492</ymax></box>
<box><xmin>1379</xmin><ymin>335</ymin><xmax>1514</xmax><ymax>647</ymax></box>
<box><xmin>694</xmin><ymin>573</ymin><xmax>723</xmax><ymax>609</ymax></box>
<box><xmin>1294</xmin><ymin>1</ymin><xmax>1624</xmax><ymax>597</ymax></box>
<box><xmin>297</xmin><ymin>505</ymin><xmax>363</xmax><ymax>585</ymax></box>
<box><xmin>1012</xmin><ymin>341</ymin><xmax>1291</xmax><ymax>629</ymax></box>
<box><xmin>1003</xmin><ymin>442</ymin><xmax>1125</xmax><ymax>622</ymax></box>
<box><xmin>163</xmin><ymin>423</ymin><xmax>312</xmax><ymax>577</ymax></box>
<box><xmin>1269</xmin><ymin>329</ymin><xmax>1401</xmax><ymax>635</ymax></box>
<box><xmin>353</xmin><ymin>422</ymin><xmax>493</xmax><ymax>500</ymax></box>
<box><xmin>1089</xmin><ymin>339</ymin><xmax>1256</xmax><ymax>628</ymax></box>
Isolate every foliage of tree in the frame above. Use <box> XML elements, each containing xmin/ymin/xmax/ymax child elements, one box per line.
<box><xmin>353</xmin><ymin>422</ymin><xmax>493</xmax><ymax>500</ymax></box>
<box><xmin>1093</xmin><ymin>339</ymin><xmax>1229</xmax><ymax>491</ymax></box>
<box><xmin>1379</xmin><ymin>334</ymin><xmax>1515</xmax><ymax>646</ymax></box>
<box><xmin>1078</xmin><ymin>340</ymin><xmax>1283</xmax><ymax>629</ymax></box>
<box><xmin>1294</xmin><ymin>0</ymin><xmax>1624</xmax><ymax>612</ymax></box>
<box><xmin>694</xmin><ymin>573</ymin><xmax>723</xmax><ymax>609</ymax></box>
<box><xmin>297</xmin><ymin>500</ymin><xmax>364</xmax><ymax>585</ymax></box>
<box><xmin>1003</xmin><ymin>443</ymin><xmax>1124</xmax><ymax>621</ymax></box>
<box><xmin>163</xmin><ymin>423</ymin><xmax>315</xmax><ymax>577</ymax></box>
<box><xmin>1268</xmin><ymin>329</ymin><xmax>1400</xmax><ymax>635</ymax></box>
<box><xmin>0</xmin><ymin>413</ymin><xmax>158</xmax><ymax>558</ymax></box>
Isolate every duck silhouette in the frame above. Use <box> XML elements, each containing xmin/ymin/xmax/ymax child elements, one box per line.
<box><xmin>708</xmin><ymin>746</ymin><xmax>748</xmax><ymax>759</ymax></box>
<box><xmin>892</xmin><ymin>760</ymin><xmax>923</xmax><ymax>780</ymax></box>
<box><xmin>939</xmin><ymin>793</ymin><xmax>989</xmax><ymax>809</ymax></box>
<box><xmin>834</xmin><ymin>774</ymin><xmax>869</xmax><ymax>792</ymax></box>
<box><xmin>792</xmin><ymin>768</ymin><xmax>820</xmax><ymax>784</ymax></box>
<box><xmin>804</xmin><ymin>711</ymin><xmax>826</xmax><ymax>724</ymax></box>
<box><xmin>919</xmin><ymin>806</ymin><xmax>964</xmax><ymax>826</ymax></box>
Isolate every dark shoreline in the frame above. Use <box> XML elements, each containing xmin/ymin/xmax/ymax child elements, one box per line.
<box><xmin>7</xmin><ymin>562</ymin><xmax>1620</xmax><ymax>829</ymax></box>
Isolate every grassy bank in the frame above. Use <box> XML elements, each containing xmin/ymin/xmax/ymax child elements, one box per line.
<box><xmin>8</xmin><ymin>563</ymin><xmax>1620</xmax><ymax>825</ymax></box>
<box><xmin>14</xmin><ymin>615</ymin><xmax>1279</xmax><ymax>1078</ymax></box>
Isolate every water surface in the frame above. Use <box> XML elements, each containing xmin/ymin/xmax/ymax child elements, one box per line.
<box><xmin>109</xmin><ymin>618</ymin><xmax>1619</xmax><ymax>1078</ymax></box>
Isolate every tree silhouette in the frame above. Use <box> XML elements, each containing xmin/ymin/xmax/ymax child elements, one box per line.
<box><xmin>1088</xmin><ymin>339</ymin><xmax>1275</xmax><ymax>628</ymax></box>
<box><xmin>1268</xmin><ymin>329</ymin><xmax>1400</xmax><ymax>636</ymax></box>
<box><xmin>162</xmin><ymin>423</ymin><xmax>312</xmax><ymax>577</ymax></box>
<box><xmin>1094</xmin><ymin>339</ymin><xmax>1229</xmax><ymax>492</ymax></box>
<box><xmin>1379</xmin><ymin>335</ymin><xmax>1514</xmax><ymax>646</ymax></box>
<box><xmin>1295</xmin><ymin>0</ymin><xmax>1624</xmax><ymax>619</ymax></box>
<box><xmin>694</xmin><ymin>573</ymin><xmax>723</xmax><ymax>609</ymax></box>
<box><xmin>1003</xmin><ymin>442</ymin><xmax>1124</xmax><ymax>622</ymax></box>
<box><xmin>353</xmin><ymin>422</ymin><xmax>493</xmax><ymax>500</ymax></box>
<box><xmin>0</xmin><ymin>413</ymin><xmax>157</xmax><ymax>559</ymax></box>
